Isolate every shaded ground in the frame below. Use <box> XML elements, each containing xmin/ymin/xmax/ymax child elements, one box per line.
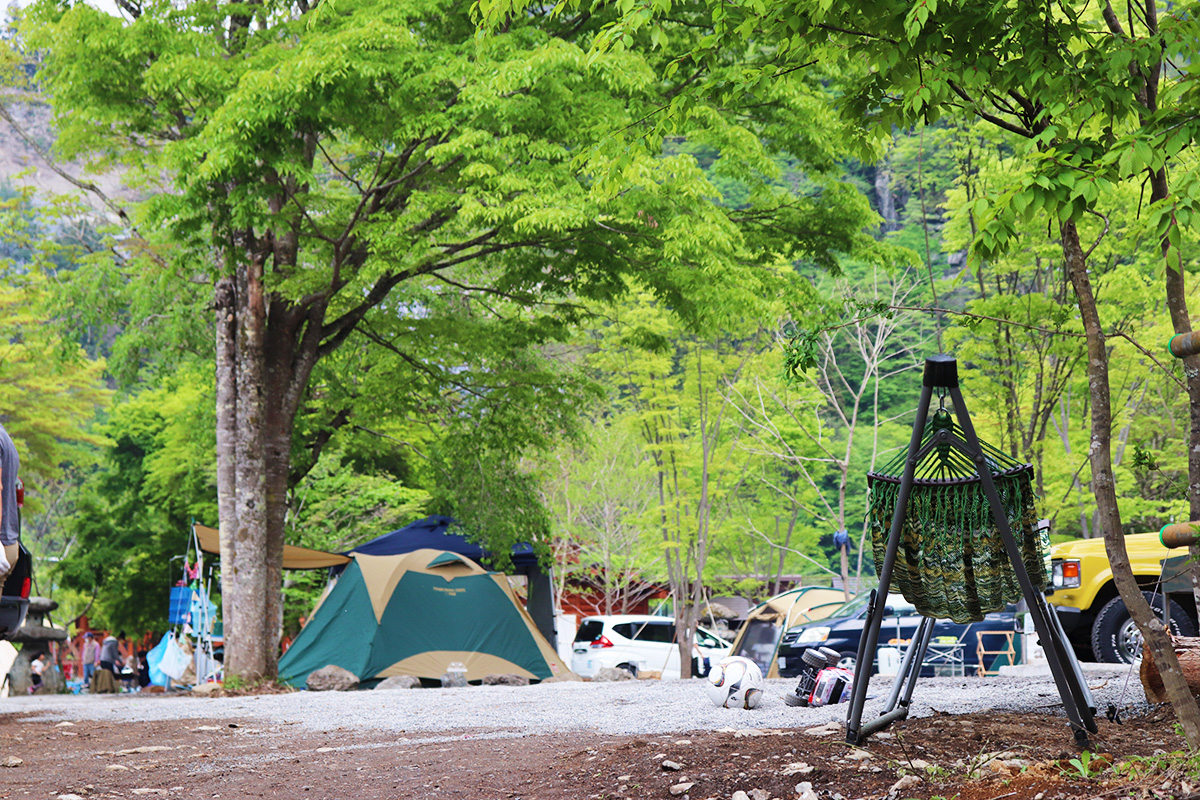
<box><xmin>1</xmin><ymin>700</ymin><xmax>1197</xmax><ymax>799</ymax></box>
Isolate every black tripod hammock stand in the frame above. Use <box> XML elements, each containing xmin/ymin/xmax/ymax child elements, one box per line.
<box><xmin>844</xmin><ymin>355</ymin><xmax>1098</xmax><ymax>748</ymax></box>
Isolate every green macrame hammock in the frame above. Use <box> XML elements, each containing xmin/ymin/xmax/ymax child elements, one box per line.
<box><xmin>866</xmin><ymin>408</ymin><xmax>1051</xmax><ymax>624</ymax></box>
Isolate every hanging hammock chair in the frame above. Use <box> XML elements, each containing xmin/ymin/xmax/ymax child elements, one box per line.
<box><xmin>866</xmin><ymin>407</ymin><xmax>1051</xmax><ymax>623</ymax></box>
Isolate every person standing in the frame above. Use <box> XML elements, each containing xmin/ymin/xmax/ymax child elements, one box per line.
<box><xmin>99</xmin><ymin>633</ymin><xmax>121</xmax><ymax>675</ymax></box>
<box><xmin>0</xmin><ymin>421</ymin><xmax>20</xmax><ymax>596</ymax></box>
<box><xmin>81</xmin><ymin>633</ymin><xmax>99</xmax><ymax>686</ymax></box>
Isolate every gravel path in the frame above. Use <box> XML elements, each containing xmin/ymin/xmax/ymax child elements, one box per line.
<box><xmin>2</xmin><ymin>666</ymin><xmax>1144</xmax><ymax>740</ymax></box>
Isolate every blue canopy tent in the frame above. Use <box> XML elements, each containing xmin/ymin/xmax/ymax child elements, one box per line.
<box><xmin>341</xmin><ymin>516</ymin><xmax>556</xmax><ymax>649</ymax></box>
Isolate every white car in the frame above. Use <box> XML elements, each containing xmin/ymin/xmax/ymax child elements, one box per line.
<box><xmin>571</xmin><ymin>614</ymin><xmax>732</xmax><ymax>679</ymax></box>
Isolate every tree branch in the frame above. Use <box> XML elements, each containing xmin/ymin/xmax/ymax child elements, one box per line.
<box><xmin>0</xmin><ymin>101</ymin><xmax>167</xmax><ymax>265</ymax></box>
<box><xmin>946</xmin><ymin>80</ymin><xmax>1035</xmax><ymax>138</ymax></box>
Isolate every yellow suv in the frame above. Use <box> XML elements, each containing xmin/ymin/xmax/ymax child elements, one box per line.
<box><xmin>1047</xmin><ymin>532</ymin><xmax>1197</xmax><ymax>663</ymax></box>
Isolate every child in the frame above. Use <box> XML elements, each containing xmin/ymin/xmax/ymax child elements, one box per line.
<box><xmin>136</xmin><ymin>650</ymin><xmax>151</xmax><ymax>690</ymax></box>
<box><xmin>28</xmin><ymin>652</ymin><xmax>45</xmax><ymax>694</ymax></box>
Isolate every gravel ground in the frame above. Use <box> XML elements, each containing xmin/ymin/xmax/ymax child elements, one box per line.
<box><xmin>2</xmin><ymin>665</ymin><xmax>1144</xmax><ymax>740</ymax></box>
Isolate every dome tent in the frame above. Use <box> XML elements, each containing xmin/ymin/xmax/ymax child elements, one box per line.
<box><xmin>279</xmin><ymin>549</ymin><xmax>572</xmax><ymax>687</ymax></box>
<box><xmin>727</xmin><ymin>586</ymin><xmax>849</xmax><ymax>678</ymax></box>
<box><xmin>344</xmin><ymin>515</ymin><xmax>555</xmax><ymax>649</ymax></box>
<box><xmin>343</xmin><ymin>514</ymin><xmax>538</xmax><ymax>568</ymax></box>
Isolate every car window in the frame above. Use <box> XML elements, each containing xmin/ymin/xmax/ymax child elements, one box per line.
<box><xmin>824</xmin><ymin>591</ymin><xmax>871</xmax><ymax>619</ymax></box>
<box><xmin>575</xmin><ymin>620</ymin><xmax>604</xmax><ymax>643</ymax></box>
<box><xmin>630</xmin><ymin>621</ymin><xmax>675</xmax><ymax>643</ymax></box>
<box><xmin>612</xmin><ymin>623</ymin><xmax>635</xmax><ymax>639</ymax></box>
<box><xmin>695</xmin><ymin>629</ymin><xmax>722</xmax><ymax>648</ymax></box>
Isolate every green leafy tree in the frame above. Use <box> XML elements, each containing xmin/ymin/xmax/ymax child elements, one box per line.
<box><xmin>53</xmin><ymin>371</ymin><xmax>214</xmax><ymax>634</ymax></box>
<box><xmin>23</xmin><ymin>0</ymin><xmax>878</xmax><ymax>679</ymax></box>
<box><xmin>281</xmin><ymin>444</ymin><xmax>429</xmax><ymax>638</ymax></box>
<box><xmin>541</xmin><ymin>424</ymin><xmax>665</xmax><ymax>615</ymax></box>
<box><xmin>0</xmin><ymin>197</ymin><xmax>110</xmax><ymax>585</ymax></box>
<box><xmin>582</xmin><ymin>293</ymin><xmax>756</xmax><ymax>677</ymax></box>
<box><xmin>727</xmin><ymin>264</ymin><xmax>928</xmax><ymax>595</ymax></box>
<box><xmin>476</xmin><ymin>0</ymin><xmax>1200</xmax><ymax>741</ymax></box>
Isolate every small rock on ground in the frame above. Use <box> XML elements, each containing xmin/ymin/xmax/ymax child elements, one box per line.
<box><xmin>440</xmin><ymin>672</ymin><xmax>468</xmax><ymax>688</ymax></box>
<box><xmin>780</xmin><ymin>761</ymin><xmax>814</xmax><ymax>776</ymax></box>
<box><xmin>481</xmin><ymin>673</ymin><xmax>529</xmax><ymax>686</ymax></box>
<box><xmin>889</xmin><ymin>774</ymin><xmax>922</xmax><ymax>795</ymax></box>
<box><xmin>804</xmin><ymin>721</ymin><xmax>843</xmax><ymax>736</ymax></box>
<box><xmin>306</xmin><ymin>665</ymin><xmax>358</xmax><ymax>692</ymax></box>
<box><xmin>540</xmin><ymin>672</ymin><xmax>582</xmax><ymax>682</ymax></box>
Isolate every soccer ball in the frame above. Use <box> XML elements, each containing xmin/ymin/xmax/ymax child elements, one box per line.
<box><xmin>705</xmin><ymin>656</ymin><xmax>764</xmax><ymax>709</ymax></box>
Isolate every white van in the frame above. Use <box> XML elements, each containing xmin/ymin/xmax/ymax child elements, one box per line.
<box><xmin>571</xmin><ymin>614</ymin><xmax>731</xmax><ymax>679</ymax></box>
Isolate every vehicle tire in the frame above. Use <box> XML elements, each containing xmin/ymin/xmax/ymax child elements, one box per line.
<box><xmin>617</xmin><ymin>662</ymin><xmax>638</xmax><ymax>678</ymax></box>
<box><xmin>1091</xmin><ymin>591</ymin><xmax>1198</xmax><ymax>664</ymax></box>
<box><xmin>836</xmin><ymin>652</ymin><xmax>857</xmax><ymax>671</ymax></box>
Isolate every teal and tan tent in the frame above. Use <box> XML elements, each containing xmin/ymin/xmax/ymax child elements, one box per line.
<box><xmin>279</xmin><ymin>549</ymin><xmax>573</xmax><ymax>686</ymax></box>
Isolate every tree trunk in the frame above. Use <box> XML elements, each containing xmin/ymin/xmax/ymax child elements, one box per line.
<box><xmin>225</xmin><ymin>252</ymin><xmax>272</xmax><ymax>681</ymax></box>
<box><xmin>214</xmin><ymin>243</ymin><xmax>319</xmax><ymax>681</ymax></box>
<box><xmin>1062</xmin><ymin>219</ymin><xmax>1200</xmax><ymax>745</ymax></box>
<box><xmin>1149</xmin><ymin>166</ymin><xmax>1200</xmax><ymax>638</ymax></box>
<box><xmin>1140</xmin><ymin>636</ymin><xmax>1200</xmax><ymax>704</ymax></box>
<box><xmin>839</xmin><ymin>543</ymin><xmax>851</xmax><ymax>602</ymax></box>
<box><xmin>214</xmin><ymin>274</ymin><xmax>240</xmax><ymax>664</ymax></box>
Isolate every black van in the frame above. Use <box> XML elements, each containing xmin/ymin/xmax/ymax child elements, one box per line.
<box><xmin>775</xmin><ymin>591</ymin><xmax>1019</xmax><ymax>678</ymax></box>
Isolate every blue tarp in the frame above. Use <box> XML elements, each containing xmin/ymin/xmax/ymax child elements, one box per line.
<box><xmin>168</xmin><ymin>587</ymin><xmax>194</xmax><ymax>625</ymax></box>
<box><xmin>145</xmin><ymin>633</ymin><xmax>173</xmax><ymax>686</ymax></box>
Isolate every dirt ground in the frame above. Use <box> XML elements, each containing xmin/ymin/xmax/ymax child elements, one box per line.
<box><xmin>1</xmin><ymin>696</ymin><xmax>1199</xmax><ymax>800</ymax></box>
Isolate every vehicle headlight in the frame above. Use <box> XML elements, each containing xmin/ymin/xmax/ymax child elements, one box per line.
<box><xmin>1051</xmin><ymin>559</ymin><xmax>1081</xmax><ymax>590</ymax></box>
<box><xmin>796</xmin><ymin>626</ymin><xmax>831</xmax><ymax>644</ymax></box>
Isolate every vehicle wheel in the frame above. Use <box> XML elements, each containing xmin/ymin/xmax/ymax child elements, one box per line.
<box><xmin>1091</xmin><ymin>591</ymin><xmax>1198</xmax><ymax>664</ymax></box>
<box><xmin>837</xmin><ymin>652</ymin><xmax>857</xmax><ymax>671</ymax></box>
<box><xmin>617</xmin><ymin>662</ymin><xmax>638</xmax><ymax>678</ymax></box>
